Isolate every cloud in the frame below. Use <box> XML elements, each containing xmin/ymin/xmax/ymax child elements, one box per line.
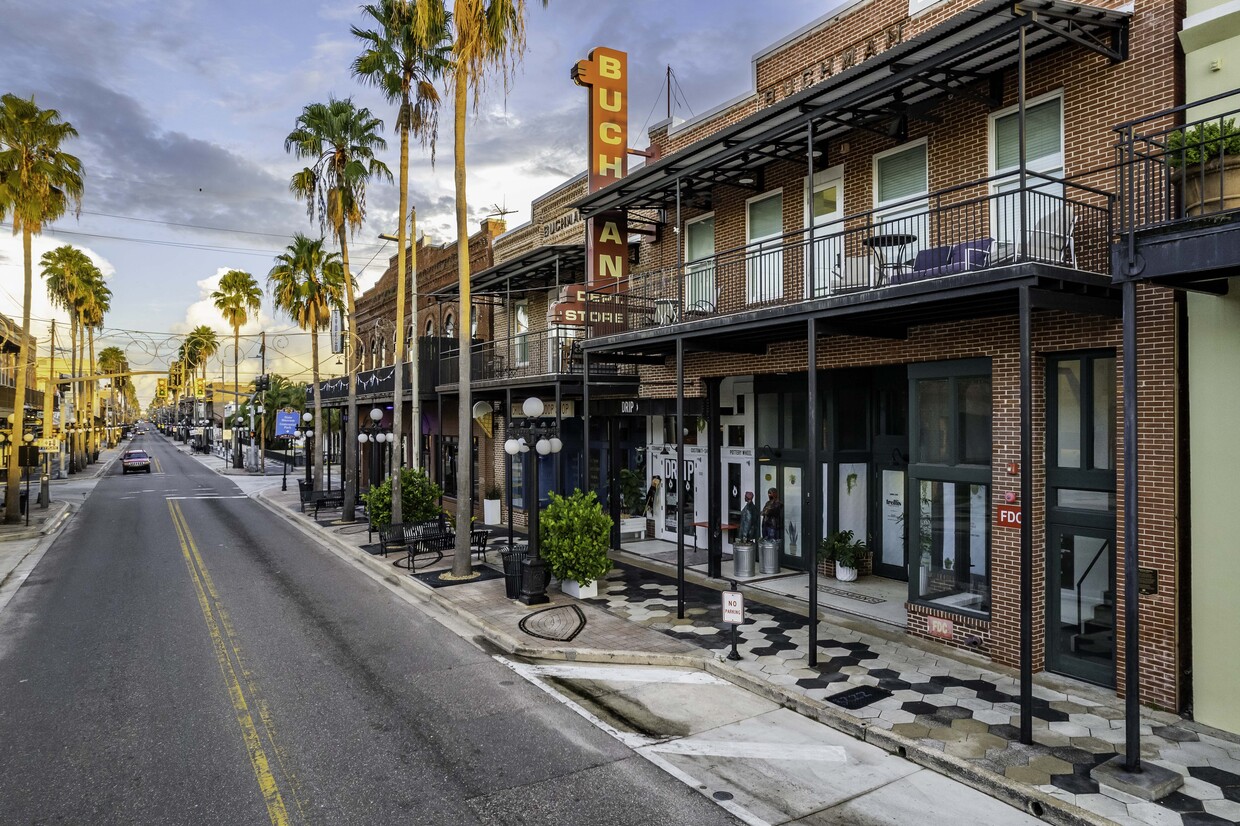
<box><xmin>0</xmin><ymin>232</ymin><xmax>116</xmax><ymax>343</ymax></box>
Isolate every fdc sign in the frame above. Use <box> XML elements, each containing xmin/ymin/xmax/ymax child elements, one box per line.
<box><xmin>996</xmin><ymin>504</ymin><xmax>1022</xmax><ymax>528</ymax></box>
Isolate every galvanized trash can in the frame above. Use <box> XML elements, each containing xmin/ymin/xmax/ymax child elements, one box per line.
<box><xmin>758</xmin><ymin>539</ymin><xmax>780</xmax><ymax>574</ymax></box>
<box><xmin>500</xmin><ymin>544</ymin><xmax>529</xmax><ymax>599</ymax></box>
<box><xmin>732</xmin><ymin>541</ymin><xmax>756</xmax><ymax>578</ymax></box>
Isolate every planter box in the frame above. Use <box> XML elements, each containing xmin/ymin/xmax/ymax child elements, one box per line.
<box><xmin>1177</xmin><ymin>156</ymin><xmax>1240</xmax><ymax>216</ymax></box>
<box><xmin>619</xmin><ymin>516</ymin><xmax>646</xmax><ymax>539</ymax></box>
<box><xmin>483</xmin><ymin>498</ymin><xmax>501</xmax><ymax>525</ymax></box>
<box><xmin>817</xmin><ymin>558</ymin><xmax>837</xmax><ymax>579</ymax></box>
<box><xmin>561</xmin><ymin>579</ymin><xmax>598</xmax><ymax>599</ymax></box>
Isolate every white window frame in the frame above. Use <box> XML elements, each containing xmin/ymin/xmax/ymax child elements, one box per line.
<box><xmin>684</xmin><ymin>211</ymin><xmax>716</xmax><ymax>311</ymax></box>
<box><xmin>514</xmin><ymin>300</ymin><xmax>529</xmax><ymax>367</ymax></box>
<box><xmin>745</xmin><ymin>189</ymin><xmax>784</xmax><ymax>304</ymax></box>
<box><xmin>872</xmin><ymin>138</ymin><xmax>929</xmax><ymax>271</ymax></box>
<box><xmin>988</xmin><ymin>90</ymin><xmax>1066</xmax><ymax>262</ymax></box>
<box><xmin>803</xmin><ymin>164</ymin><xmax>844</xmax><ymax>296</ymax></box>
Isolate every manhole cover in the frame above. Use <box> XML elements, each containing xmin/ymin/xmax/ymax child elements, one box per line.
<box><xmin>519</xmin><ymin>604</ymin><xmax>587</xmax><ymax>642</ymax></box>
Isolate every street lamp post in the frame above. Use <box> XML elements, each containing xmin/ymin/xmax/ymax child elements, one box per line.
<box><xmin>504</xmin><ymin>396</ymin><xmax>563</xmax><ymax>606</ymax></box>
<box><xmin>283</xmin><ymin>431</ymin><xmax>294</xmax><ymax>492</ymax></box>
<box><xmin>356</xmin><ymin>407</ymin><xmax>390</xmax><ymax>493</ymax></box>
<box><xmin>302</xmin><ymin>412</ymin><xmax>314</xmax><ymax>489</ymax></box>
<box><xmin>22</xmin><ymin>432</ymin><xmax>34</xmax><ymax>527</ymax></box>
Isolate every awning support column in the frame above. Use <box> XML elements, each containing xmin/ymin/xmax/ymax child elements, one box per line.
<box><xmin>1019</xmin><ymin>285</ymin><xmax>1033</xmax><ymax>746</ymax></box>
<box><xmin>676</xmin><ymin>336</ymin><xmax>685</xmax><ymax>619</ymax></box>
<box><xmin>807</xmin><ymin>317</ymin><xmax>820</xmax><ymax>667</ymax></box>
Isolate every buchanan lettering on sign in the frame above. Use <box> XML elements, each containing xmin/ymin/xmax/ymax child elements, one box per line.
<box><xmin>572</xmin><ymin>46</ymin><xmax>630</xmax><ymax>296</ymax></box>
<box><xmin>996</xmin><ymin>503</ymin><xmax>1022</xmax><ymax>528</ymax></box>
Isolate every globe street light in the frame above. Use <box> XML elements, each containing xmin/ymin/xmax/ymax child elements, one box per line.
<box><xmin>302</xmin><ymin>411</ymin><xmax>314</xmax><ymax>489</ymax></box>
<box><xmin>504</xmin><ymin>396</ymin><xmax>563</xmax><ymax>605</ymax></box>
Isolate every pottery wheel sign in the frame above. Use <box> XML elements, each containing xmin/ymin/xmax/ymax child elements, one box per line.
<box><xmin>722</xmin><ymin>590</ymin><xmax>744</xmax><ymax>625</ymax></box>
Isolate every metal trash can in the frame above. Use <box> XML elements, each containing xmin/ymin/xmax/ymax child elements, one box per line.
<box><xmin>732</xmin><ymin>541</ymin><xmax>756</xmax><ymax>578</ymax></box>
<box><xmin>758</xmin><ymin>539</ymin><xmax>781</xmax><ymax>574</ymax></box>
<box><xmin>500</xmin><ymin>544</ymin><xmax>529</xmax><ymax>599</ymax></box>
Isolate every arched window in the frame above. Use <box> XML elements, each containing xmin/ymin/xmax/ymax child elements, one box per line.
<box><xmin>444</xmin><ymin>313</ymin><xmax>455</xmax><ymax>338</ymax></box>
<box><xmin>425</xmin><ymin>318</ymin><xmax>435</xmax><ymax>337</ymax></box>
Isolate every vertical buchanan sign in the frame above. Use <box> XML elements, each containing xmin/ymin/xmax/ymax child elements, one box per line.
<box><xmin>571</xmin><ymin>47</ymin><xmax>629</xmax><ymax>293</ymax></box>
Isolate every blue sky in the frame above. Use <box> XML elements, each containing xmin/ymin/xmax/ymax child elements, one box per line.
<box><xmin>0</xmin><ymin>0</ymin><xmax>829</xmax><ymax>400</ymax></box>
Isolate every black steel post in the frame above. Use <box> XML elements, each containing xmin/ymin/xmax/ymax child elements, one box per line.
<box><xmin>1122</xmin><ymin>278</ymin><xmax>1141</xmax><ymax>771</ymax></box>
<box><xmin>676</xmin><ymin>337</ymin><xmax>685</xmax><ymax>619</ymax></box>
<box><xmin>305</xmin><ymin>434</ymin><xmax>313</xmax><ymax>489</ymax></box>
<box><xmin>807</xmin><ymin>317</ymin><xmax>819</xmax><ymax>667</ymax></box>
<box><xmin>1019</xmin><ymin>285</ymin><xmax>1033</xmax><ymax>745</ymax></box>
<box><xmin>518</xmin><ymin>415</ymin><xmax>550</xmax><ymax>606</ymax></box>
<box><xmin>281</xmin><ymin>440</ymin><xmax>288</xmax><ymax>491</ymax></box>
<box><xmin>506</xmin><ymin>388</ymin><xmax>514</xmax><ymax>547</ymax></box>
<box><xmin>583</xmin><ymin>351</ymin><xmax>591</xmax><ymax>495</ymax></box>
<box><xmin>706</xmin><ymin>377</ymin><xmax>722</xmax><ymax>579</ymax></box>
<box><xmin>609</xmin><ymin>417</ymin><xmax>622</xmax><ymax>551</ymax></box>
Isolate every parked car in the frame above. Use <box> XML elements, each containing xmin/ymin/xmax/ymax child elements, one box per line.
<box><xmin>121</xmin><ymin>449</ymin><xmax>151</xmax><ymax>474</ymax></box>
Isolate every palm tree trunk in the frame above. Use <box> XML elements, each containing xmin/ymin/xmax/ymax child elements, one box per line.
<box><xmin>75</xmin><ymin>316</ymin><xmax>85</xmax><ymax>468</ymax></box>
<box><xmin>68</xmin><ymin>318</ymin><xmax>78</xmax><ymax>472</ymax></box>
<box><xmin>233</xmin><ymin>329</ymin><xmax>242</xmax><ymax>467</ymax></box>
<box><xmin>410</xmin><ymin>206</ymin><xmax>421</xmax><ymax>475</ymax></box>
<box><xmin>453</xmin><ymin>74</ymin><xmax>473</xmax><ymax>577</ymax></box>
<box><xmin>4</xmin><ymin>227</ymin><xmax>33</xmax><ymax>524</ymax></box>
<box><xmin>311</xmin><ymin>324</ymin><xmax>324</xmax><ymax>491</ymax></box>
<box><xmin>391</xmin><ymin>106</ymin><xmax>411</xmax><ymax>525</ymax></box>
<box><xmin>340</xmin><ymin>226</ymin><xmax>361</xmax><ymax>521</ymax></box>
<box><xmin>88</xmin><ymin>326</ymin><xmax>97</xmax><ymax>461</ymax></box>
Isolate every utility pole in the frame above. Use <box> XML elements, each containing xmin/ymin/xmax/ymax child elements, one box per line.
<box><xmin>259</xmin><ymin>331</ymin><xmax>266</xmax><ymax>475</ymax></box>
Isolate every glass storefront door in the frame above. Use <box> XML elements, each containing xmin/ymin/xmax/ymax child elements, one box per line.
<box><xmin>1046</xmin><ymin>525</ymin><xmax>1115</xmax><ymax>686</ymax></box>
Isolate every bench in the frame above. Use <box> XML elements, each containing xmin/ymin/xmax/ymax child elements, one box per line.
<box><xmin>307</xmin><ymin>490</ymin><xmax>344</xmax><ymax>518</ymax></box>
<box><xmin>396</xmin><ymin>519</ymin><xmax>454</xmax><ymax>570</ymax></box>
<box><xmin>377</xmin><ymin>523</ymin><xmax>408</xmax><ymax>558</ymax></box>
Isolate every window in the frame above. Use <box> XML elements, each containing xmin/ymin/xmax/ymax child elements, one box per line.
<box><xmin>806</xmin><ymin>167</ymin><xmax>844</xmax><ymax>296</ymax></box>
<box><xmin>685</xmin><ymin>214</ymin><xmax>716</xmax><ymax>310</ymax></box>
<box><xmin>1047</xmin><ymin>352</ymin><xmax>1115</xmax><ymax>517</ymax></box>
<box><xmin>509</xmin><ymin>449</ymin><xmax>524</xmax><ymax>509</ymax></box>
<box><xmin>874</xmin><ymin>140</ymin><xmax>929</xmax><ymax>262</ymax></box>
<box><xmin>746</xmin><ymin>191</ymin><xmax>783</xmax><ymax>303</ymax></box>
<box><xmin>514</xmin><ymin>300</ymin><xmax>529</xmax><ymax>366</ymax></box>
<box><xmin>444</xmin><ymin>313</ymin><xmax>455</xmax><ymax>339</ymax></box>
<box><xmin>990</xmin><ymin>93</ymin><xmax>1066</xmax><ymax>261</ymax></box>
<box><xmin>425</xmin><ymin>318</ymin><xmax>435</xmax><ymax>337</ymax></box>
<box><xmin>470</xmin><ymin>303</ymin><xmax>479</xmax><ymax>338</ymax></box>
<box><xmin>909</xmin><ymin>359</ymin><xmax>992</xmax><ymax>617</ymax></box>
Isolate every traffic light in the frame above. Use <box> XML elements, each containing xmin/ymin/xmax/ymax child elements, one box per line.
<box><xmin>255</xmin><ymin>374</ymin><xmax>270</xmax><ymax>391</ymax></box>
<box><xmin>156</xmin><ymin>378</ymin><xmax>167</xmax><ymax>399</ymax></box>
<box><xmin>195</xmin><ymin>378</ymin><xmax>205</xmax><ymax>397</ymax></box>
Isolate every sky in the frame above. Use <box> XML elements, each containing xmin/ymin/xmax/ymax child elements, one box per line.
<box><xmin>0</xmin><ymin>0</ymin><xmax>830</xmax><ymax>405</ymax></box>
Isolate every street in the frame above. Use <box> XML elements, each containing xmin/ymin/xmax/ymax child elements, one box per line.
<box><xmin>0</xmin><ymin>435</ymin><xmax>736</xmax><ymax>825</ymax></box>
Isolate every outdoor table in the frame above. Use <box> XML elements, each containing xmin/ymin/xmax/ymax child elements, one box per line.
<box><xmin>691</xmin><ymin>521</ymin><xmax>738</xmax><ymax>554</ymax></box>
<box><xmin>863</xmin><ymin>232</ymin><xmax>917</xmax><ymax>285</ymax></box>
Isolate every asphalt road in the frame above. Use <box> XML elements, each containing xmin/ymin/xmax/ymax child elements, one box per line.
<box><xmin>0</xmin><ymin>434</ymin><xmax>737</xmax><ymax>825</ymax></box>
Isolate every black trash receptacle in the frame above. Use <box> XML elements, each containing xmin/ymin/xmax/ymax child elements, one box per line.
<box><xmin>500</xmin><ymin>544</ymin><xmax>528</xmax><ymax>599</ymax></box>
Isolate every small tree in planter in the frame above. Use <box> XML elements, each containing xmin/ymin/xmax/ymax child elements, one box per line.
<box><xmin>819</xmin><ymin>529</ymin><xmax>867</xmax><ymax>582</ymax></box>
<box><xmin>540</xmin><ymin>489</ymin><xmax>613</xmax><ymax>598</ymax></box>
<box><xmin>362</xmin><ymin>467</ymin><xmax>443</xmax><ymax>529</ymax></box>
<box><xmin>483</xmin><ymin>482</ymin><xmax>502</xmax><ymax>525</ymax></box>
<box><xmin>1167</xmin><ymin>117</ymin><xmax>1240</xmax><ymax>215</ymax></box>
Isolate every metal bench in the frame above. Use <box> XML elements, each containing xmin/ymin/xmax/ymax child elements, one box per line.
<box><xmin>377</xmin><ymin>523</ymin><xmax>407</xmax><ymax>558</ymax></box>
<box><xmin>394</xmin><ymin>519</ymin><xmax>454</xmax><ymax>570</ymax></box>
<box><xmin>309</xmin><ymin>490</ymin><xmax>345</xmax><ymax>518</ymax></box>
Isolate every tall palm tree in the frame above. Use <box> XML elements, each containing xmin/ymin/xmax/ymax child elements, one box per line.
<box><xmin>211</xmin><ymin>269</ymin><xmax>261</xmax><ymax>468</ymax></box>
<box><xmin>40</xmin><ymin>244</ymin><xmax>92</xmax><ymax>470</ymax></box>
<box><xmin>268</xmin><ymin>234</ymin><xmax>346</xmax><ymax>491</ymax></box>
<box><xmin>186</xmin><ymin>325</ymin><xmax>220</xmax><ymax>445</ymax></box>
<box><xmin>285</xmin><ymin>97</ymin><xmax>392</xmax><ymax>520</ymax></box>
<box><xmin>81</xmin><ymin>273</ymin><xmax>110</xmax><ymax>462</ymax></box>
<box><xmin>416</xmin><ymin>0</ymin><xmax>546</xmax><ymax>576</ymax></box>
<box><xmin>353</xmin><ymin>0</ymin><xmax>452</xmax><ymax>524</ymax></box>
<box><xmin>1</xmin><ymin>95</ymin><xmax>83</xmax><ymax>520</ymax></box>
<box><xmin>97</xmin><ymin>345</ymin><xmax>127</xmax><ymax>443</ymax></box>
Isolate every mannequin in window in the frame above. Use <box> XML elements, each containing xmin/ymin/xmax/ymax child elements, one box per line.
<box><xmin>738</xmin><ymin>491</ymin><xmax>759</xmax><ymax>542</ymax></box>
<box><xmin>760</xmin><ymin>487</ymin><xmax>782</xmax><ymax>540</ymax></box>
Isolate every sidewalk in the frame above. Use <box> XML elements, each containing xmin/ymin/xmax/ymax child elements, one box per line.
<box><xmin>148</xmin><ymin>449</ymin><xmax>1240</xmax><ymax>825</ymax></box>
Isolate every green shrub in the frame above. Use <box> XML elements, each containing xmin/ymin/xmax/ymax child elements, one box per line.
<box><xmin>484</xmin><ymin>482</ymin><xmax>503</xmax><ymax>500</ymax></box>
<box><xmin>361</xmin><ymin>467</ymin><xmax>443</xmax><ymax>527</ymax></box>
<box><xmin>618</xmin><ymin>468</ymin><xmax>646</xmax><ymax>515</ymax></box>
<box><xmin>539</xmin><ymin>489</ymin><xmax>613</xmax><ymax>587</ymax></box>
<box><xmin>818</xmin><ymin>529</ymin><xmax>867</xmax><ymax>569</ymax></box>
<box><xmin>1167</xmin><ymin>118</ymin><xmax>1240</xmax><ymax>168</ymax></box>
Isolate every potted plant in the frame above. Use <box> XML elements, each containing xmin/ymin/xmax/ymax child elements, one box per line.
<box><xmin>819</xmin><ymin>529</ymin><xmax>867</xmax><ymax>582</ymax></box>
<box><xmin>617</xmin><ymin>468</ymin><xmax>647</xmax><ymax>539</ymax></box>
<box><xmin>1167</xmin><ymin>117</ymin><xmax>1240</xmax><ymax>215</ymax></box>
<box><xmin>540</xmin><ymin>489</ymin><xmax>613</xmax><ymax>599</ymax></box>
<box><xmin>483</xmin><ymin>482</ymin><xmax>502</xmax><ymax>525</ymax></box>
<box><xmin>361</xmin><ymin>467</ymin><xmax>444</xmax><ymax>529</ymax></box>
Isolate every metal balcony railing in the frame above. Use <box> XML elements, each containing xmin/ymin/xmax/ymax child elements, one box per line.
<box><xmin>1114</xmin><ymin>88</ymin><xmax>1240</xmax><ymax>250</ymax></box>
<box><xmin>583</xmin><ymin>171</ymin><xmax>1112</xmax><ymax>339</ymax></box>
<box><xmin>440</xmin><ymin>330</ymin><xmax>627</xmax><ymax>385</ymax></box>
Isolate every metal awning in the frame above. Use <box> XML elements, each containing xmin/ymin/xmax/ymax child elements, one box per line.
<box><xmin>434</xmin><ymin>244</ymin><xmax>586</xmax><ymax>297</ymax></box>
<box><xmin>576</xmin><ymin>0</ymin><xmax>1129</xmax><ymax>217</ymax></box>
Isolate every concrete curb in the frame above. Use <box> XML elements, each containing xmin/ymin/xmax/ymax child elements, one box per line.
<box><xmin>250</xmin><ymin>489</ymin><xmax>1109</xmax><ymax>826</ymax></box>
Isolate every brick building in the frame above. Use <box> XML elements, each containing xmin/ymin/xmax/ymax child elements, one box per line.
<box><xmin>571</xmin><ymin>0</ymin><xmax>1183</xmax><ymax>719</ymax></box>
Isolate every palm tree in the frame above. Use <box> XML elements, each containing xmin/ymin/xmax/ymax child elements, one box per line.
<box><xmin>416</xmin><ymin>0</ymin><xmax>546</xmax><ymax>576</ymax></box>
<box><xmin>186</xmin><ymin>325</ymin><xmax>220</xmax><ymax>446</ymax></box>
<box><xmin>211</xmin><ymin>269</ymin><xmax>261</xmax><ymax>468</ymax></box>
<box><xmin>268</xmin><ymin>234</ymin><xmax>346</xmax><ymax>491</ymax></box>
<box><xmin>81</xmin><ymin>273</ymin><xmax>110</xmax><ymax>462</ymax></box>
<box><xmin>285</xmin><ymin>97</ymin><xmax>392</xmax><ymax>520</ymax></box>
<box><xmin>353</xmin><ymin>0</ymin><xmax>452</xmax><ymax>524</ymax></box>
<box><xmin>40</xmin><ymin>244</ymin><xmax>92</xmax><ymax>470</ymax></box>
<box><xmin>97</xmin><ymin>345</ymin><xmax>128</xmax><ymax>443</ymax></box>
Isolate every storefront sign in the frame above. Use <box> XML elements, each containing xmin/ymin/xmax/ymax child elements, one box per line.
<box><xmin>510</xmin><ymin>400</ymin><xmax>575</xmax><ymax>419</ymax></box>
<box><xmin>759</xmin><ymin>21</ymin><xmax>907</xmax><ymax>109</ymax></box>
<box><xmin>572</xmin><ymin>46</ymin><xmax>630</xmax><ymax>293</ymax></box>
<box><xmin>722</xmin><ymin>590</ymin><xmax>745</xmax><ymax>625</ymax></box>
<box><xmin>927</xmin><ymin>616</ymin><xmax>954</xmax><ymax>640</ymax></box>
<box><xmin>541</xmin><ymin>208</ymin><xmax>581</xmax><ymax>240</ymax></box>
<box><xmin>996</xmin><ymin>503</ymin><xmax>1022</xmax><ymax>528</ymax></box>
<box><xmin>548</xmin><ymin>283</ymin><xmax>635</xmax><ymax>327</ymax></box>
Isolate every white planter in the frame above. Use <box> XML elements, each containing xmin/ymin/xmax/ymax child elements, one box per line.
<box><xmin>483</xmin><ymin>498</ymin><xmax>501</xmax><ymax>525</ymax></box>
<box><xmin>561</xmin><ymin>578</ymin><xmax>598</xmax><ymax>599</ymax></box>
<box><xmin>836</xmin><ymin>564</ymin><xmax>859</xmax><ymax>582</ymax></box>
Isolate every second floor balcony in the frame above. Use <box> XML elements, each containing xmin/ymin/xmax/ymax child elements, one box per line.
<box><xmin>439</xmin><ymin>330</ymin><xmax>630</xmax><ymax>389</ymax></box>
<box><xmin>583</xmin><ymin>171</ymin><xmax>1112</xmax><ymax>340</ymax></box>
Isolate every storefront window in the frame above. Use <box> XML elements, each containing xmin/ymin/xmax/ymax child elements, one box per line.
<box><xmin>441</xmin><ymin>435</ymin><xmax>458</xmax><ymax>496</ymax></box>
<box><xmin>916</xmin><ymin>379</ymin><xmax>949</xmax><ymax>463</ymax></box>
<box><xmin>915</xmin><ymin>480</ymin><xmax>990</xmax><ymax>615</ymax></box>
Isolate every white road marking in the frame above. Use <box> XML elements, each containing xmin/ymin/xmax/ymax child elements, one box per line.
<box><xmin>643</xmin><ymin>740</ymin><xmax>847</xmax><ymax>762</ymax></box>
<box><xmin>524</xmin><ymin>663</ymin><xmax>732</xmax><ymax>685</ymax></box>
<box><xmin>164</xmin><ymin>495</ymin><xmax>247</xmax><ymax>500</ymax></box>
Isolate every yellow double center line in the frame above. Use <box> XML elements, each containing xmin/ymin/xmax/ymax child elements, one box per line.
<box><xmin>168</xmin><ymin>501</ymin><xmax>302</xmax><ymax>825</ymax></box>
